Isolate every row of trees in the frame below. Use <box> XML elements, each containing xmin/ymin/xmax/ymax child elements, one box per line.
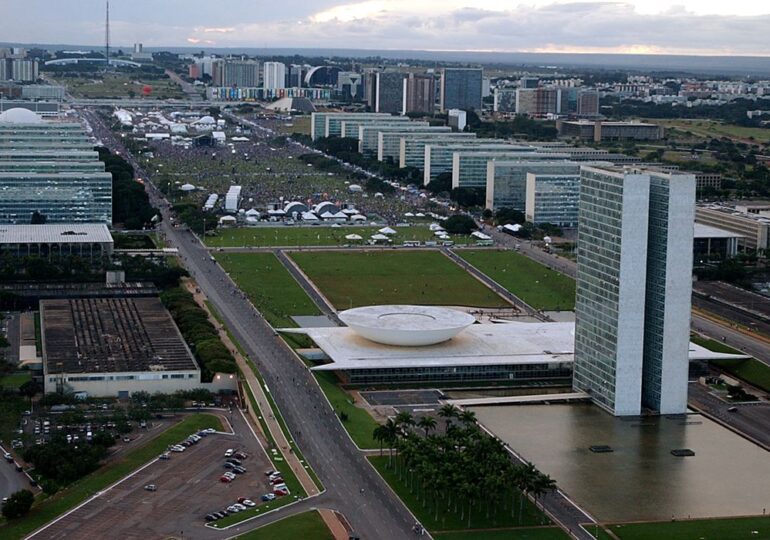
<box><xmin>373</xmin><ymin>405</ymin><xmax>556</xmax><ymax>528</ymax></box>
<box><xmin>160</xmin><ymin>287</ymin><xmax>237</xmax><ymax>380</ymax></box>
<box><xmin>95</xmin><ymin>146</ymin><xmax>159</xmax><ymax>230</ymax></box>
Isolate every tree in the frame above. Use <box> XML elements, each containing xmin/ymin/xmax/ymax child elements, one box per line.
<box><xmin>30</xmin><ymin>211</ymin><xmax>47</xmax><ymax>224</ymax></box>
<box><xmin>438</xmin><ymin>404</ymin><xmax>458</xmax><ymax>431</ymax></box>
<box><xmin>417</xmin><ymin>416</ymin><xmax>437</xmax><ymax>437</ymax></box>
<box><xmin>427</xmin><ymin>172</ymin><xmax>452</xmax><ymax>194</ymax></box>
<box><xmin>2</xmin><ymin>489</ymin><xmax>34</xmax><ymax>519</ymax></box>
<box><xmin>444</xmin><ymin>215</ymin><xmax>478</xmax><ymax>234</ymax></box>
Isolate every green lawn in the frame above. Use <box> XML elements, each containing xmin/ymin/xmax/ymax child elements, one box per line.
<box><xmin>0</xmin><ymin>413</ymin><xmax>223</xmax><ymax>540</ymax></box>
<box><xmin>602</xmin><ymin>516</ymin><xmax>770</xmax><ymax>540</ymax></box>
<box><xmin>457</xmin><ymin>250</ymin><xmax>576</xmax><ymax>311</ymax></box>
<box><xmin>0</xmin><ymin>371</ymin><xmax>31</xmax><ymax>388</ymax></box>
<box><xmin>369</xmin><ymin>456</ymin><xmax>548</xmax><ymax>532</ymax></box>
<box><xmin>206</xmin><ymin>226</ymin><xmax>473</xmax><ymax>248</ymax></box>
<box><xmin>233</xmin><ymin>510</ymin><xmax>333</xmax><ymax>540</ymax></box>
<box><xmin>291</xmin><ymin>250</ymin><xmax>510</xmax><ymax>309</ymax></box>
<box><xmin>690</xmin><ymin>335</ymin><xmax>743</xmax><ymax>355</ymax></box>
<box><xmin>434</xmin><ymin>528</ymin><xmax>569</xmax><ymax>539</ymax></box>
<box><xmin>658</xmin><ymin>119</ymin><xmax>770</xmax><ymax>145</ymax></box>
<box><xmin>315</xmin><ymin>371</ymin><xmax>379</xmax><ymax>449</ymax></box>
<box><xmin>711</xmin><ymin>358</ymin><xmax>770</xmax><ymax>393</ymax></box>
<box><xmin>215</xmin><ymin>252</ymin><xmax>320</xmax><ymax>328</ymax></box>
<box><xmin>54</xmin><ymin>74</ymin><xmax>185</xmax><ymax>100</ymax></box>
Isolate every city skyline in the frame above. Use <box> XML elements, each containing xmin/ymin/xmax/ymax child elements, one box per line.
<box><xmin>3</xmin><ymin>0</ymin><xmax>770</xmax><ymax>57</ymax></box>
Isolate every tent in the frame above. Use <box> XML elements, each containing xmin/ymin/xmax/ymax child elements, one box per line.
<box><xmin>370</xmin><ymin>234</ymin><xmax>390</xmax><ymax>242</ymax></box>
<box><xmin>301</xmin><ymin>211</ymin><xmax>320</xmax><ymax>221</ymax></box>
<box><xmin>348</xmin><ymin>184</ymin><xmax>363</xmax><ymax>193</ymax></box>
<box><xmin>345</xmin><ymin>234</ymin><xmax>363</xmax><ymax>241</ymax></box>
<box><xmin>218</xmin><ymin>215</ymin><xmax>237</xmax><ymax>225</ymax></box>
<box><xmin>378</xmin><ymin>227</ymin><xmax>397</xmax><ymax>235</ymax></box>
<box><xmin>332</xmin><ymin>211</ymin><xmax>348</xmax><ymax>220</ymax></box>
<box><xmin>331</xmin><ymin>223</ymin><xmax>342</xmax><ymax>228</ymax></box>
<box><xmin>429</xmin><ymin>223</ymin><xmax>445</xmax><ymax>232</ymax></box>
<box><xmin>471</xmin><ymin>231</ymin><xmax>492</xmax><ymax>240</ymax></box>
<box><xmin>245</xmin><ymin>208</ymin><xmax>260</xmax><ymax>217</ymax></box>
<box><xmin>404</xmin><ymin>212</ymin><xmax>415</xmax><ymax>217</ymax></box>
<box><xmin>180</xmin><ymin>183</ymin><xmax>195</xmax><ymax>192</ymax></box>
<box><xmin>415</xmin><ymin>212</ymin><xmax>426</xmax><ymax>217</ymax></box>
<box><xmin>349</xmin><ymin>214</ymin><xmax>367</xmax><ymax>222</ymax></box>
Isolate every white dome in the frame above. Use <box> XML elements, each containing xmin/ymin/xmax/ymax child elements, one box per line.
<box><xmin>339</xmin><ymin>305</ymin><xmax>476</xmax><ymax>347</ymax></box>
<box><xmin>0</xmin><ymin>108</ymin><xmax>44</xmax><ymax>124</ymax></box>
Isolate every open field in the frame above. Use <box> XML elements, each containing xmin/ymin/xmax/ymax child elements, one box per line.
<box><xmin>690</xmin><ymin>334</ymin><xmax>743</xmax><ymax>355</ymax></box>
<box><xmin>315</xmin><ymin>371</ymin><xmax>379</xmax><ymax>449</ymax></box>
<box><xmin>0</xmin><ymin>414</ymin><xmax>223</xmax><ymax>540</ymax></box>
<box><xmin>656</xmin><ymin>119</ymin><xmax>770</xmax><ymax>145</ymax></box>
<box><xmin>215</xmin><ymin>252</ymin><xmax>320</xmax><ymax>328</ymax></box>
<box><xmin>598</xmin><ymin>516</ymin><xmax>770</xmax><ymax>540</ymax></box>
<box><xmin>291</xmin><ymin>250</ymin><xmax>511</xmax><ymax>309</ymax></box>
<box><xmin>206</xmin><ymin>226</ymin><xmax>473</xmax><ymax>248</ymax></box>
<box><xmin>53</xmin><ymin>74</ymin><xmax>185</xmax><ymax>99</ymax></box>
<box><xmin>457</xmin><ymin>250</ymin><xmax>576</xmax><ymax>311</ymax></box>
<box><xmin>272</xmin><ymin>115</ymin><xmax>312</xmax><ymax>136</ymax></box>
<box><xmin>434</xmin><ymin>528</ymin><xmax>569</xmax><ymax>539</ymax></box>
<box><xmin>234</xmin><ymin>510</ymin><xmax>333</xmax><ymax>540</ymax></box>
<box><xmin>369</xmin><ymin>456</ymin><xmax>548</xmax><ymax>533</ymax></box>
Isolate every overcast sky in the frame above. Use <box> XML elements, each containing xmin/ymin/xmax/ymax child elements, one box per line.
<box><xmin>5</xmin><ymin>0</ymin><xmax>770</xmax><ymax>56</ymax></box>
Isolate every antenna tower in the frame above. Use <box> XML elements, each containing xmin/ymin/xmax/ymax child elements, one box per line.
<box><xmin>105</xmin><ymin>1</ymin><xmax>110</xmax><ymax>68</ymax></box>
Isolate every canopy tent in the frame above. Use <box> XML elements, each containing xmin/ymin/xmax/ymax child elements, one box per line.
<box><xmin>378</xmin><ymin>227</ymin><xmax>397</xmax><ymax>235</ymax></box>
<box><xmin>404</xmin><ymin>212</ymin><xmax>415</xmax><ymax>217</ymax></box>
<box><xmin>345</xmin><ymin>234</ymin><xmax>363</xmax><ymax>241</ymax></box>
<box><xmin>349</xmin><ymin>214</ymin><xmax>367</xmax><ymax>221</ymax></box>
<box><xmin>301</xmin><ymin>211</ymin><xmax>320</xmax><ymax>221</ymax></box>
<box><xmin>180</xmin><ymin>183</ymin><xmax>196</xmax><ymax>191</ymax></box>
<box><xmin>429</xmin><ymin>223</ymin><xmax>445</xmax><ymax>232</ymax></box>
<box><xmin>471</xmin><ymin>231</ymin><xmax>492</xmax><ymax>240</ymax></box>
<box><xmin>370</xmin><ymin>234</ymin><xmax>390</xmax><ymax>241</ymax></box>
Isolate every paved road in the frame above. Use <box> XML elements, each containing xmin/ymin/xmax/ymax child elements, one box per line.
<box><xmin>688</xmin><ymin>382</ymin><xmax>770</xmax><ymax>451</ymax></box>
<box><xmin>0</xmin><ymin>445</ymin><xmax>27</xmax><ymax>500</ymax></box>
<box><xmin>273</xmin><ymin>250</ymin><xmax>343</xmax><ymax>325</ymax></box>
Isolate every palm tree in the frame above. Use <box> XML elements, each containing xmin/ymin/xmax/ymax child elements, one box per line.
<box><xmin>383</xmin><ymin>418</ymin><xmax>399</xmax><ymax>467</ymax></box>
<box><xmin>395</xmin><ymin>411</ymin><xmax>415</xmax><ymax>432</ymax></box>
<box><xmin>417</xmin><ymin>415</ymin><xmax>437</xmax><ymax>437</ymax></box>
<box><xmin>531</xmin><ymin>471</ymin><xmax>557</xmax><ymax>523</ymax></box>
<box><xmin>373</xmin><ymin>424</ymin><xmax>388</xmax><ymax>457</ymax></box>
<box><xmin>459</xmin><ymin>409</ymin><xmax>477</xmax><ymax>425</ymax></box>
<box><xmin>438</xmin><ymin>404</ymin><xmax>458</xmax><ymax>431</ymax></box>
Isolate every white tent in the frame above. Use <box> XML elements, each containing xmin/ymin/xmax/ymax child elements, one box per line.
<box><xmin>415</xmin><ymin>212</ymin><xmax>426</xmax><ymax>217</ymax></box>
<box><xmin>331</xmin><ymin>223</ymin><xmax>342</xmax><ymax>228</ymax></box>
<box><xmin>245</xmin><ymin>208</ymin><xmax>260</xmax><ymax>217</ymax></box>
<box><xmin>434</xmin><ymin>230</ymin><xmax>448</xmax><ymax>237</ymax></box>
<box><xmin>404</xmin><ymin>212</ymin><xmax>415</xmax><ymax>217</ymax></box>
<box><xmin>268</xmin><ymin>209</ymin><xmax>287</xmax><ymax>216</ymax></box>
<box><xmin>348</xmin><ymin>184</ymin><xmax>363</xmax><ymax>193</ymax></box>
<box><xmin>320</xmin><ymin>211</ymin><xmax>336</xmax><ymax>219</ymax></box>
<box><xmin>379</xmin><ymin>227</ymin><xmax>397</xmax><ymax>235</ymax></box>
<box><xmin>345</xmin><ymin>234</ymin><xmax>363</xmax><ymax>241</ymax></box>
<box><xmin>341</xmin><ymin>208</ymin><xmax>359</xmax><ymax>215</ymax></box>
<box><xmin>332</xmin><ymin>211</ymin><xmax>348</xmax><ymax>220</ymax></box>
<box><xmin>301</xmin><ymin>211</ymin><xmax>320</xmax><ymax>221</ymax></box>
<box><xmin>370</xmin><ymin>234</ymin><xmax>390</xmax><ymax>241</ymax></box>
<box><xmin>471</xmin><ymin>231</ymin><xmax>492</xmax><ymax>240</ymax></box>
<box><xmin>503</xmin><ymin>223</ymin><xmax>522</xmax><ymax>233</ymax></box>
<box><xmin>374</xmin><ymin>192</ymin><xmax>384</xmax><ymax>198</ymax></box>
<box><xmin>219</xmin><ymin>215</ymin><xmax>237</xmax><ymax>225</ymax></box>
<box><xmin>349</xmin><ymin>214</ymin><xmax>367</xmax><ymax>221</ymax></box>
<box><xmin>180</xmin><ymin>183</ymin><xmax>196</xmax><ymax>192</ymax></box>
<box><xmin>429</xmin><ymin>223</ymin><xmax>445</xmax><ymax>232</ymax></box>
<box><xmin>543</xmin><ymin>236</ymin><xmax>553</xmax><ymax>244</ymax></box>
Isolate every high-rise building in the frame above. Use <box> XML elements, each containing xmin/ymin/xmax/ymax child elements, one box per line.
<box><xmin>5</xmin><ymin>59</ymin><xmax>38</xmax><ymax>82</ymax></box>
<box><xmin>263</xmin><ymin>62</ymin><xmax>286</xmax><ymax>90</ymax></box>
<box><xmin>515</xmin><ymin>87</ymin><xmax>562</xmax><ymax>116</ymax></box>
<box><xmin>520</xmin><ymin>76</ymin><xmax>539</xmax><ymax>89</ymax></box>
<box><xmin>576</xmin><ymin>90</ymin><xmax>600</xmax><ymax>117</ymax></box>
<box><xmin>439</xmin><ymin>68</ymin><xmax>482</xmax><ymax>112</ymax></box>
<box><xmin>213</xmin><ymin>59</ymin><xmax>259</xmax><ymax>87</ymax></box>
<box><xmin>369</xmin><ymin>72</ymin><xmax>406</xmax><ymax>114</ymax></box>
<box><xmin>402</xmin><ymin>73</ymin><xmax>435</xmax><ymax>115</ymax></box>
<box><xmin>336</xmin><ymin>72</ymin><xmax>363</xmax><ymax>101</ymax></box>
<box><xmin>493</xmin><ymin>88</ymin><xmax>517</xmax><ymax>113</ymax></box>
<box><xmin>286</xmin><ymin>64</ymin><xmax>308</xmax><ymax>88</ymax></box>
<box><xmin>573</xmin><ymin>166</ymin><xmax>695</xmax><ymax>416</ymax></box>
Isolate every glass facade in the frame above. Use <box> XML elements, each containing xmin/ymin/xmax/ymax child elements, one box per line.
<box><xmin>525</xmin><ymin>173</ymin><xmax>581</xmax><ymax>227</ymax></box>
<box><xmin>378</xmin><ymin>127</ymin><xmax>450</xmax><ymax>162</ymax></box>
<box><xmin>440</xmin><ymin>68</ymin><xmax>483</xmax><ymax>111</ymax></box>
<box><xmin>0</xmin><ymin>172</ymin><xmax>113</xmax><ymax>224</ymax></box>
<box><xmin>339</xmin><ymin>118</ymin><xmax>410</xmax><ymax>139</ymax></box>
<box><xmin>358</xmin><ymin>123</ymin><xmax>430</xmax><ymax>154</ymax></box>
<box><xmin>423</xmin><ymin>142</ymin><xmax>519</xmax><ymax>183</ymax></box>
<box><xmin>339</xmin><ymin>362</ymin><xmax>572</xmax><ymax>385</ymax></box>
<box><xmin>311</xmin><ymin>112</ymin><xmax>395</xmax><ymax>140</ymax></box>
<box><xmin>484</xmin><ymin>159</ymin><xmax>578</xmax><ymax>210</ymax></box>
<box><xmin>399</xmin><ymin>133</ymin><xmax>477</xmax><ymax>168</ymax></box>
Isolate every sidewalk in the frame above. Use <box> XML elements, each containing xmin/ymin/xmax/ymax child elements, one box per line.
<box><xmin>183</xmin><ymin>280</ymin><xmax>320</xmax><ymax>498</ymax></box>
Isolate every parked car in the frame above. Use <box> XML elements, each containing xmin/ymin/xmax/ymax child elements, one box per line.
<box><xmin>241</xmin><ymin>499</ymin><xmax>256</xmax><ymax>507</ymax></box>
<box><xmin>264</xmin><ymin>469</ymin><xmax>278</xmax><ymax>477</ymax></box>
<box><xmin>233</xmin><ymin>503</ymin><xmax>247</xmax><ymax>511</ymax></box>
<box><xmin>203</xmin><ymin>428</ymin><xmax>216</xmax><ymax>434</ymax></box>
<box><xmin>3</xmin><ymin>452</ymin><xmax>12</xmax><ymax>463</ymax></box>
<box><xmin>261</xmin><ymin>493</ymin><xmax>276</xmax><ymax>502</ymax></box>
<box><xmin>232</xmin><ymin>466</ymin><xmax>246</xmax><ymax>474</ymax></box>
<box><xmin>122</xmin><ymin>437</ymin><xmax>131</xmax><ymax>443</ymax></box>
<box><xmin>224</xmin><ymin>449</ymin><xmax>235</xmax><ymax>457</ymax></box>
<box><xmin>234</xmin><ymin>452</ymin><xmax>248</xmax><ymax>460</ymax></box>
<box><xmin>159</xmin><ymin>452</ymin><xmax>171</xmax><ymax>460</ymax></box>
<box><xmin>223</xmin><ymin>462</ymin><xmax>235</xmax><ymax>469</ymax></box>
<box><xmin>219</xmin><ymin>475</ymin><xmax>233</xmax><ymax>483</ymax></box>
<box><xmin>205</xmin><ymin>514</ymin><xmax>217</xmax><ymax>522</ymax></box>
<box><xmin>226</xmin><ymin>458</ymin><xmax>242</xmax><ymax>466</ymax></box>
<box><xmin>270</xmin><ymin>476</ymin><xmax>284</xmax><ymax>485</ymax></box>
<box><xmin>223</xmin><ymin>472</ymin><xmax>236</xmax><ymax>479</ymax></box>
<box><xmin>144</xmin><ymin>484</ymin><xmax>157</xmax><ymax>492</ymax></box>
<box><xmin>227</xmin><ymin>505</ymin><xmax>240</xmax><ymax>513</ymax></box>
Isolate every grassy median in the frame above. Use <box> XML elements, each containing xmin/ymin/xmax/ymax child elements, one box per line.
<box><xmin>233</xmin><ymin>510</ymin><xmax>334</xmax><ymax>539</ymax></box>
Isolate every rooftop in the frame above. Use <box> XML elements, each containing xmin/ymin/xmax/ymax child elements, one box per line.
<box><xmin>0</xmin><ymin>224</ymin><xmax>113</xmax><ymax>245</ymax></box>
<box><xmin>42</xmin><ymin>297</ymin><xmax>198</xmax><ymax>374</ymax></box>
<box><xmin>693</xmin><ymin>222</ymin><xmax>744</xmax><ymax>239</ymax></box>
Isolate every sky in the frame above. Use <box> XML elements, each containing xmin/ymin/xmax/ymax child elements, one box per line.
<box><xmin>4</xmin><ymin>0</ymin><xmax>770</xmax><ymax>56</ymax></box>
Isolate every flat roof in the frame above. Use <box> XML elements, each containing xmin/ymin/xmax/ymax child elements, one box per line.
<box><xmin>0</xmin><ymin>224</ymin><xmax>113</xmax><ymax>244</ymax></box>
<box><xmin>284</xmin><ymin>321</ymin><xmax>745</xmax><ymax>371</ymax></box>
<box><xmin>42</xmin><ymin>297</ymin><xmax>198</xmax><ymax>374</ymax></box>
<box><xmin>693</xmin><ymin>222</ymin><xmax>744</xmax><ymax>239</ymax></box>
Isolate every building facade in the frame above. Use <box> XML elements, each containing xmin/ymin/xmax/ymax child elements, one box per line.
<box><xmin>213</xmin><ymin>59</ymin><xmax>259</xmax><ymax>87</ymax></box>
<box><xmin>373</xmin><ymin>72</ymin><xmax>406</xmax><ymax>114</ymax></box>
<box><xmin>573</xmin><ymin>166</ymin><xmax>695</xmax><ymax>416</ymax></box>
<box><xmin>440</xmin><ymin>68</ymin><xmax>483</xmax><ymax>112</ymax></box>
<box><xmin>262</xmin><ymin>62</ymin><xmax>286</xmax><ymax>90</ymax></box>
<box><xmin>403</xmin><ymin>73</ymin><xmax>435</xmax><ymax>115</ymax></box>
<box><xmin>525</xmin><ymin>173</ymin><xmax>581</xmax><ymax>227</ymax></box>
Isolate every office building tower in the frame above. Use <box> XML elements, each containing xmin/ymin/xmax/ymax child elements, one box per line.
<box><xmin>493</xmin><ymin>88</ymin><xmax>517</xmax><ymax>113</ymax></box>
<box><xmin>573</xmin><ymin>166</ymin><xmax>696</xmax><ymax>416</ymax></box>
<box><xmin>286</xmin><ymin>64</ymin><xmax>308</xmax><ymax>88</ymax></box>
<box><xmin>9</xmin><ymin>59</ymin><xmax>38</xmax><ymax>82</ymax></box>
<box><xmin>439</xmin><ymin>68</ymin><xmax>482</xmax><ymax>112</ymax></box>
<box><xmin>525</xmin><ymin>173</ymin><xmax>581</xmax><ymax>227</ymax></box>
<box><xmin>337</xmin><ymin>72</ymin><xmax>363</xmax><ymax>101</ymax></box>
<box><xmin>577</xmin><ymin>90</ymin><xmax>600</xmax><ymax>117</ymax></box>
<box><xmin>369</xmin><ymin>72</ymin><xmax>405</xmax><ymax>114</ymax></box>
<box><xmin>516</xmin><ymin>87</ymin><xmax>562</xmax><ymax>116</ymax></box>
<box><xmin>520</xmin><ymin>76</ymin><xmax>539</xmax><ymax>89</ymax></box>
<box><xmin>213</xmin><ymin>59</ymin><xmax>259</xmax><ymax>87</ymax></box>
<box><xmin>402</xmin><ymin>73</ymin><xmax>435</xmax><ymax>115</ymax></box>
<box><xmin>263</xmin><ymin>62</ymin><xmax>286</xmax><ymax>90</ymax></box>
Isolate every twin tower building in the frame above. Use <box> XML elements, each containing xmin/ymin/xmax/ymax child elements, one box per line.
<box><xmin>573</xmin><ymin>166</ymin><xmax>696</xmax><ymax>416</ymax></box>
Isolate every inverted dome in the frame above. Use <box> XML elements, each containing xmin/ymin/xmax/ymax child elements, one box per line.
<box><xmin>0</xmin><ymin>108</ymin><xmax>44</xmax><ymax>124</ymax></box>
<box><xmin>339</xmin><ymin>305</ymin><xmax>476</xmax><ymax>347</ymax></box>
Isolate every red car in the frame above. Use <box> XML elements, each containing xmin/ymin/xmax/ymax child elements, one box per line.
<box><xmin>220</xmin><ymin>475</ymin><xmax>232</xmax><ymax>483</ymax></box>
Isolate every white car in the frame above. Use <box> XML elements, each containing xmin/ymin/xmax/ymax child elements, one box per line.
<box><xmin>203</xmin><ymin>428</ymin><xmax>216</xmax><ymax>434</ymax></box>
<box><xmin>170</xmin><ymin>445</ymin><xmax>185</xmax><ymax>452</ymax></box>
<box><xmin>227</xmin><ymin>505</ymin><xmax>240</xmax><ymax>513</ymax></box>
<box><xmin>224</xmin><ymin>449</ymin><xmax>235</xmax><ymax>457</ymax></box>
<box><xmin>242</xmin><ymin>499</ymin><xmax>256</xmax><ymax>507</ymax></box>
<box><xmin>233</xmin><ymin>503</ymin><xmax>247</xmax><ymax>511</ymax></box>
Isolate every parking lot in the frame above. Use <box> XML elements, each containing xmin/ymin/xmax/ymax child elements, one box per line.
<box><xmin>30</xmin><ymin>411</ymin><xmax>277</xmax><ymax>539</ymax></box>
